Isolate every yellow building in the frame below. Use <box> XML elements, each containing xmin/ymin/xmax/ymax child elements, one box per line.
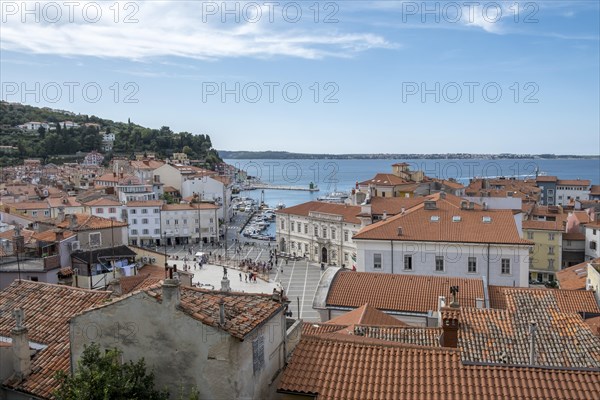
<box><xmin>522</xmin><ymin>220</ymin><xmax>563</xmax><ymax>283</ymax></box>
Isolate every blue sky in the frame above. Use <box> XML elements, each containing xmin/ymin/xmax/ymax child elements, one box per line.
<box><xmin>1</xmin><ymin>1</ymin><xmax>599</xmax><ymax>154</ymax></box>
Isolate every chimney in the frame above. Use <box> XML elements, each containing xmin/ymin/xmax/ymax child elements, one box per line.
<box><xmin>57</xmin><ymin>206</ymin><xmax>65</xmax><ymax>223</ymax></box>
<box><xmin>219</xmin><ymin>298</ymin><xmax>225</xmax><ymax>325</ymax></box>
<box><xmin>460</xmin><ymin>200</ymin><xmax>468</xmax><ymax>210</ymax></box>
<box><xmin>397</xmin><ymin>227</ymin><xmax>403</xmax><ymax>236</ymax></box>
<box><xmin>482</xmin><ymin>202</ymin><xmax>488</xmax><ymax>211</ymax></box>
<box><xmin>54</xmin><ymin>229</ymin><xmax>64</xmax><ymax>242</ymax></box>
<box><xmin>11</xmin><ymin>308</ymin><xmax>31</xmax><ymax>379</ymax></box>
<box><xmin>162</xmin><ymin>279</ymin><xmax>180</xmax><ymax>311</ymax></box>
<box><xmin>69</xmin><ymin>214</ymin><xmax>77</xmax><ymax>229</ymax></box>
<box><xmin>382</xmin><ymin>210</ymin><xmax>387</xmax><ymax>220</ymax></box>
<box><xmin>440</xmin><ymin>191</ymin><xmax>446</xmax><ymax>199</ymax></box>
<box><xmin>400</xmin><ymin>207</ymin><xmax>406</xmax><ymax>215</ymax></box>
<box><xmin>475</xmin><ymin>298</ymin><xmax>484</xmax><ymax>309</ymax></box>
<box><xmin>108</xmin><ymin>278</ymin><xmax>122</xmax><ymax>296</ymax></box>
<box><xmin>439</xmin><ymin>307</ymin><xmax>460</xmax><ymax>348</ymax></box>
<box><xmin>529</xmin><ymin>321</ymin><xmax>537</xmax><ymax>365</ymax></box>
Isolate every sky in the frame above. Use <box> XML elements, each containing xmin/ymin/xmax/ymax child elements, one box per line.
<box><xmin>1</xmin><ymin>0</ymin><xmax>599</xmax><ymax>154</ymax></box>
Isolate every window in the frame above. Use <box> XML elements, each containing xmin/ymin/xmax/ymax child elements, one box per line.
<box><xmin>291</xmin><ymin>222</ymin><xmax>295</xmax><ymax>232</ymax></box>
<box><xmin>548</xmin><ymin>233</ymin><xmax>555</xmax><ymax>241</ymax></box>
<box><xmin>252</xmin><ymin>335</ymin><xmax>265</xmax><ymax>375</ymax></box>
<box><xmin>548</xmin><ymin>259</ymin><xmax>555</xmax><ymax>269</ymax></box>
<box><xmin>142</xmin><ymin>208</ymin><xmax>148</xmax><ymax>214</ymax></box>
<box><xmin>280</xmin><ymin>220</ymin><xmax>285</xmax><ymax>230</ymax></box>
<box><xmin>142</xmin><ymin>229</ymin><xmax>149</xmax><ymax>235</ymax></box>
<box><xmin>404</xmin><ymin>255</ymin><xmax>412</xmax><ymax>271</ymax></box>
<box><xmin>96</xmin><ymin>208</ymin><xmax>104</xmax><ymax>214</ymax></box>
<box><xmin>373</xmin><ymin>253</ymin><xmax>382</xmax><ymax>269</ymax></box>
<box><xmin>468</xmin><ymin>257</ymin><xmax>477</xmax><ymax>273</ymax></box>
<box><xmin>174</xmin><ymin>220</ymin><xmax>179</xmax><ymax>225</ymax></box>
<box><xmin>89</xmin><ymin>232</ymin><xmax>102</xmax><ymax>247</ymax></box>
<box><xmin>31</xmin><ymin>211</ymin><xmax>37</xmax><ymax>217</ymax></box>
<box><xmin>344</xmin><ymin>252</ymin><xmax>349</xmax><ymax>262</ymax></box>
<box><xmin>548</xmin><ymin>189</ymin><xmax>554</xmax><ymax>195</ymax></box>
<box><xmin>166</xmin><ymin>219</ymin><xmax>170</xmax><ymax>225</ymax></box>
<box><xmin>304</xmin><ymin>243</ymin><xmax>308</xmax><ymax>252</ymax></box>
<box><xmin>548</xmin><ymin>246</ymin><xmax>554</xmax><ymax>255</ymax></box>
<box><xmin>322</xmin><ymin>227</ymin><xmax>327</xmax><ymax>238</ymax></box>
<box><xmin>435</xmin><ymin>256</ymin><xmax>444</xmax><ymax>272</ymax></box>
<box><xmin>210</xmin><ymin>218</ymin><xmax>214</xmax><ymax>223</ymax></box>
<box><xmin>590</xmin><ymin>241</ymin><xmax>597</xmax><ymax>250</ymax></box>
<box><xmin>142</xmin><ymin>218</ymin><xmax>148</xmax><ymax>224</ymax></box>
<box><xmin>331</xmin><ymin>228</ymin><xmax>336</xmax><ymax>240</ymax></box>
<box><xmin>304</xmin><ymin>224</ymin><xmax>308</xmax><ymax>234</ymax></box>
<box><xmin>344</xmin><ymin>230</ymin><xmax>349</xmax><ymax>242</ymax></box>
<box><xmin>130</xmin><ymin>209</ymin><xmax>137</xmax><ymax>214</ymax></box>
<box><xmin>594</xmin><ymin>229</ymin><xmax>597</xmax><ymax>235</ymax></box>
<box><xmin>501</xmin><ymin>258</ymin><xmax>511</xmax><ymax>275</ymax></box>
<box><xmin>154</xmin><ymin>229</ymin><xmax>160</xmax><ymax>234</ymax></box>
<box><xmin>314</xmin><ymin>226</ymin><xmax>318</xmax><ymax>237</ymax></box>
<box><xmin>131</xmin><ymin>229</ymin><xmax>138</xmax><ymax>234</ymax></box>
<box><xmin>44</xmin><ymin>210</ymin><xmax>49</xmax><ymax>216</ymax></box>
<box><xmin>527</xmin><ymin>231</ymin><xmax>534</xmax><ymax>240</ymax></box>
<box><xmin>154</xmin><ymin>208</ymin><xmax>160</xmax><ymax>213</ymax></box>
<box><xmin>109</xmin><ymin>207</ymin><xmax>116</xmax><ymax>213</ymax></box>
<box><xmin>183</xmin><ymin>219</ymin><xmax>187</xmax><ymax>225</ymax></box>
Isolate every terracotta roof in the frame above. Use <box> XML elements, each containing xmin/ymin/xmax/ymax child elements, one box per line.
<box><xmin>556</xmin><ymin>259</ymin><xmax>600</xmax><ymax>290</ymax></box>
<box><xmin>0</xmin><ymin>281</ymin><xmax>111</xmax><ymax>398</ymax></box>
<box><xmin>46</xmin><ymin>197</ymin><xmax>81</xmax><ymax>208</ymax></box>
<box><xmin>126</xmin><ymin>200</ymin><xmax>163</xmax><ymax>207</ymax></box>
<box><xmin>591</xmin><ymin>185</ymin><xmax>600</xmax><ymax>196</ymax></box>
<box><xmin>163</xmin><ymin>186</ymin><xmax>179</xmax><ymax>193</ymax></box>
<box><xmin>358</xmin><ymin>173</ymin><xmax>412</xmax><ymax>187</ymax></box>
<box><xmin>129</xmin><ymin>160</ymin><xmax>165</xmax><ymax>170</ymax></box>
<box><xmin>161</xmin><ymin>203</ymin><xmax>219</xmax><ymax>211</ymax></box>
<box><xmin>536</xmin><ymin>176</ymin><xmax>558</xmax><ymax>182</ymax></box>
<box><xmin>353</xmin><ymin>325</ymin><xmax>441</xmax><ymax>346</ymax></box>
<box><xmin>83</xmin><ymin>197</ymin><xmax>122</xmax><ymax>207</ymax></box>
<box><xmin>326</xmin><ymin>304</ymin><xmax>408</xmax><ymax>327</ymax></box>
<box><xmin>573</xmin><ymin>211</ymin><xmax>592</xmax><ymax>224</ymax></box>
<box><xmin>354</xmin><ymin>193</ymin><xmax>530</xmax><ymax>245</ymax></box>
<box><xmin>56</xmin><ymin>213</ymin><xmax>128</xmax><ymax>231</ymax></box>
<box><xmin>431</xmin><ymin>178</ymin><xmax>465</xmax><ymax>190</ymax></box>
<box><xmin>0</xmin><ymin>228</ymin><xmax>36</xmax><ymax>246</ymax></box>
<box><xmin>32</xmin><ymin>229</ymin><xmax>76</xmax><ymax>242</ymax></box>
<box><xmin>461</xmin><ymin>290</ymin><xmax>600</xmax><ymax>368</ymax></box>
<box><xmin>585</xmin><ymin>221</ymin><xmax>600</xmax><ymax>229</ymax></box>
<box><xmin>326</xmin><ymin>271</ymin><xmax>485</xmax><ymax>313</ymax></box>
<box><xmin>369</xmin><ymin>196</ymin><xmax>431</xmax><ymax>215</ymax></box>
<box><xmin>488</xmin><ymin>285</ymin><xmax>600</xmax><ymax>315</ymax></box>
<box><xmin>586</xmin><ymin>316</ymin><xmax>600</xmax><ymax>337</ymax></box>
<box><xmin>563</xmin><ymin>231</ymin><xmax>585</xmax><ymax>240</ymax></box>
<box><xmin>522</xmin><ymin>220</ymin><xmax>565</xmax><ymax>231</ymax></box>
<box><xmin>119</xmin><ymin>273</ymin><xmax>163</xmax><ymax>295</ymax></box>
<box><xmin>144</xmin><ymin>285</ymin><xmax>284</xmax><ymax>340</ymax></box>
<box><xmin>557</xmin><ymin>179</ymin><xmax>591</xmax><ymax>186</ymax></box>
<box><xmin>278</xmin><ymin>334</ymin><xmax>600</xmax><ymax>400</ymax></box>
<box><xmin>276</xmin><ymin>201</ymin><xmax>362</xmax><ymax>225</ymax></box>
<box><xmin>10</xmin><ymin>202</ymin><xmax>49</xmax><ymax>210</ymax></box>
<box><xmin>302</xmin><ymin>322</ymin><xmax>348</xmax><ymax>336</ymax></box>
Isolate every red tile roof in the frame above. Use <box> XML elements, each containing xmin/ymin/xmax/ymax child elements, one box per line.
<box><xmin>358</xmin><ymin>173</ymin><xmax>412</xmax><ymax>187</ymax></box>
<box><xmin>522</xmin><ymin>220</ymin><xmax>565</xmax><ymax>231</ymax></box>
<box><xmin>325</xmin><ymin>271</ymin><xmax>485</xmax><ymax>313</ymax></box>
<box><xmin>126</xmin><ymin>200</ymin><xmax>164</xmax><ymax>207</ymax></box>
<box><xmin>591</xmin><ymin>185</ymin><xmax>600</xmax><ymax>196</ymax></box>
<box><xmin>32</xmin><ymin>229</ymin><xmax>76</xmax><ymax>242</ymax></box>
<box><xmin>56</xmin><ymin>213</ymin><xmax>128</xmax><ymax>231</ymax></box>
<box><xmin>302</xmin><ymin>322</ymin><xmax>348</xmax><ymax>336</ymax></box>
<box><xmin>143</xmin><ymin>285</ymin><xmax>284</xmax><ymax>340</ymax></box>
<box><xmin>276</xmin><ymin>201</ymin><xmax>362</xmax><ymax>225</ymax></box>
<box><xmin>488</xmin><ymin>285</ymin><xmax>600</xmax><ymax>314</ymax></box>
<box><xmin>326</xmin><ymin>304</ymin><xmax>408</xmax><ymax>327</ymax></box>
<box><xmin>83</xmin><ymin>197</ymin><xmax>122</xmax><ymax>207</ymax></box>
<box><xmin>556</xmin><ymin>259</ymin><xmax>600</xmax><ymax>291</ymax></box>
<box><xmin>461</xmin><ymin>290</ymin><xmax>600</xmax><ymax>368</ymax></box>
<box><xmin>369</xmin><ymin>196</ymin><xmax>431</xmax><ymax>215</ymax></box>
<box><xmin>278</xmin><ymin>334</ymin><xmax>600</xmax><ymax>399</ymax></box>
<box><xmin>536</xmin><ymin>176</ymin><xmax>558</xmax><ymax>182</ymax></box>
<box><xmin>557</xmin><ymin>179</ymin><xmax>591</xmax><ymax>186</ymax></box>
<box><xmin>353</xmin><ymin>325</ymin><xmax>441</xmax><ymax>346</ymax></box>
<box><xmin>354</xmin><ymin>193</ymin><xmax>530</xmax><ymax>245</ymax></box>
<box><xmin>0</xmin><ymin>281</ymin><xmax>111</xmax><ymax>398</ymax></box>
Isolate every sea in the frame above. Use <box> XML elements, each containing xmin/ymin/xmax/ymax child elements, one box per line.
<box><xmin>225</xmin><ymin>158</ymin><xmax>600</xmax><ymax>210</ymax></box>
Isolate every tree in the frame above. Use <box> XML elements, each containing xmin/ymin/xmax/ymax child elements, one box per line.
<box><xmin>53</xmin><ymin>343</ymin><xmax>169</xmax><ymax>400</ymax></box>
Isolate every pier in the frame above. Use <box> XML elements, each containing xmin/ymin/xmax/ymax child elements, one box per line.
<box><xmin>242</xmin><ymin>183</ymin><xmax>319</xmax><ymax>192</ymax></box>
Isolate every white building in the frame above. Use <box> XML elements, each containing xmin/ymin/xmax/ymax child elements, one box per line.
<box><xmin>127</xmin><ymin>200</ymin><xmax>163</xmax><ymax>246</ymax></box>
<box><xmin>353</xmin><ymin>193</ymin><xmax>532</xmax><ymax>287</ymax></box>
<box><xmin>161</xmin><ymin>203</ymin><xmax>220</xmax><ymax>246</ymax></box>
<box><xmin>556</xmin><ymin>179</ymin><xmax>591</xmax><ymax>206</ymax></box>
<box><xmin>83</xmin><ymin>198</ymin><xmax>127</xmax><ymax>221</ymax></box>
<box><xmin>275</xmin><ymin>202</ymin><xmax>362</xmax><ymax>266</ymax></box>
<box><xmin>585</xmin><ymin>222</ymin><xmax>600</xmax><ymax>261</ymax></box>
<box><xmin>181</xmin><ymin>175</ymin><xmax>233</xmax><ymax>221</ymax></box>
<box><xmin>18</xmin><ymin>121</ymin><xmax>50</xmax><ymax>131</ymax></box>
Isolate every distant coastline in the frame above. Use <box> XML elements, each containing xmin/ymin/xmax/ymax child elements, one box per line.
<box><xmin>218</xmin><ymin>150</ymin><xmax>600</xmax><ymax>160</ymax></box>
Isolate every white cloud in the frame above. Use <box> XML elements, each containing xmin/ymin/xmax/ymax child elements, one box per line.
<box><xmin>0</xmin><ymin>1</ymin><xmax>393</xmax><ymax>60</ymax></box>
